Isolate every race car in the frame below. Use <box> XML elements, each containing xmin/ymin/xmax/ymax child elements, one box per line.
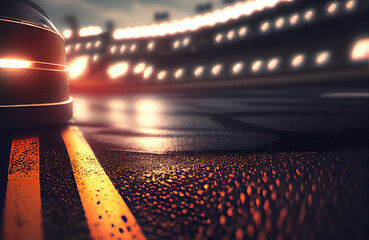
<box><xmin>0</xmin><ymin>0</ymin><xmax>73</xmax><ymax>128</ymax></box>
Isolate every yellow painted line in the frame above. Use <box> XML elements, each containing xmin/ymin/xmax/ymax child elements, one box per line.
<box><xmin>61</xmin><ymin>126</ymin><xmax>146</xmax><ymax>240</ymax></box>
<box><xmin>1</xmin><ymin>134</ymin><xmax>43</xmax><ymax>240</ymax></box>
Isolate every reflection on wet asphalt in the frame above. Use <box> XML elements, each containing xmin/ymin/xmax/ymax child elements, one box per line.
<box><xmin>0</xmin><ymin>93</ymin><xmax>368</xmax><ymax>240</ymax></box>
<box><xmin>91</xmin><ymin>136</ymin><xmax>368</xmax><ymax>240</ymax></box>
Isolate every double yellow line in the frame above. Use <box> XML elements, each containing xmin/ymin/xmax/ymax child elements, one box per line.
<box><xmin>1</xmin><ymin>126</ymin><xmax>145</xmax><ymax>240</ymax></box>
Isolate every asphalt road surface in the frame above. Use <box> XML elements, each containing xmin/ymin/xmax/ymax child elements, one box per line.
<box><xmin>0</xmin><ymin>90</ymin><xmax>368</xmax><ymax>240</ymax></box>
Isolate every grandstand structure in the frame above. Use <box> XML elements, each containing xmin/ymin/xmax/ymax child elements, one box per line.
<box><xmin>63</xmin><ymin>0</ymin><xmax>369</xmax><ymax>92</ymax></box>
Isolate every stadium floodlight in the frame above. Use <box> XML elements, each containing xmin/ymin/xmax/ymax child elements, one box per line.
<box><xmin>147</xmin><ymin>41</ymin><xmax>155</xmax><ymax>51</ymax></box>
<box><xmin>62</xmin><ymin>29</ymin><xmax>72</xmax><ymax>39</ymax></box>
<box><xmin>345</xmin><ymin>0</ymin><xmax>356</xmax><ymax>10</ymax></box>
<box><xmin>113</xmin><ymin>0</ymin><xmax>289</xmax><ymax>40</ymax></box>
<box><xmin>327</xmin><ymin>2</ymin><xmax>338</xmax><ymax>15</ymax></box>
<box><xmin>315</xmin><ymin>51</ymin><xmax>331</xmax><ymax>65</ymax></box>
<box><xmin>232</xmin><ymin>62</ymin><xmax>244</xmax><ymax>74</ymax></box>
<box><xmin>291</xmin><ymin>54</ymin><xmax>305</xmax><ymax>68</ymax></box>
<box><xmin>173</xmin><ymin>40</ymin><xmax>181</xmax><ymax>49</ymax></box>
<box><xmin>86</xmin><ymin>42</ymin><xmax>92</xmax><ymax>49</ymax></box>
<box><xmin>107</xmin><ymin>62</ymin><xmax>130</xmax><ymax>79</ymax></box>
<box><xmin>351</xmin><ymin>38</ymin><xmax>369</xmax><ymax>61</ymax></box>
<box><xmin>174</xmin><ymin>68</ymin><xmax>185</xmax><ymax>79</ymax></box>
<box><xmin>194</xmin><ymin>66</ymin><xmax>204</xmax><ymax>77</ymax></box>
<box><xmin>182</xmin><ymin>37</ymin><xmax>191</xmax><ymax>47</ymax></box>
<box><xmin>304</xmin><ymin>9</ymin><xmax>314</xmax><ymax>21</ymax></box>
<box><xmin>215</xmin><ymin>33</ymin><xmax>223</xmax><ymax>43</ymax></box>
<box><xmin>289</xmin><ymin>14</ymin><xmax>299</xmax><ymax>25</ymax></box>
<box><xmin>238</xmin><ymin>26</ymin><xmax>248</xmax><ymax>37</ymax></box>
<box><xmin>120</xmin><ymin>44</ymin><xmax>127</xmax><ymax>54</ymax></box>
<box><xmin>93</xmin><ymin>54</ymin><xmax>99</xmax><ymax>62</ymax></box>
<box><xmin>260</xmin><ymin>21</ymin><xmax>270</xmax><ymax>33</ymax></box>
<box><xmin>157</xmin><ymin>70</ymin><xmax>167</xmax><ymax>81</ymax></box>
<box><xmin>74</xmin><ymin>43</ymin><xmax>81</xmax><ymax>51</ymax></box>
<box><xmin>227</xmin><ymin>30</ymin><xmax>235</xmax><ymax>41</ymax></box>
<box><xmin>110</xmin><ymin>45</ymin><xmax>117</xmax><ymax>54</ymax></box>
<box><xmin>143</xmin><ymin>66</ymin><xmax>154</xmax><ymax>79</ymax></box>
<box><xmin>79</xmin><ymin>26</ymin><xmax>102</xmax><ymax>37</ymax></box>
<box><xmin>251</xmin><ymin>60</ymin><xmax>263</xmax><ymax>72</ymax></box>
<box><xmin>275</xmin><ymin>17</ymin><xmax>285</xmax><ymax>29</ymax></box>
<box><xmin>267</xmin><ymin>58</ymin><xmax>280</xmax><ymax>71</ymax></box>
<box><xmin>69</xmin><ymin>56</ymin><xmax>89</xmax><ymax>79</ymax></box>
<box><xmin>134</xmin><ymin>62</ymin><xmax>146</xmax><ymax>74</ymax></box>
<box><xmin>211</xmin><ymin>64</ymin><xmax>223</xmax><ymax>76</ymax></box>
<box><xmin>130</xmin><ymin>44</ymin><xmax>137</xmax><ymax>53</ymax></box>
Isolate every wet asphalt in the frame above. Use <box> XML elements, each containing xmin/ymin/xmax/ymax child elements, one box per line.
<box><xmin>0</xmin><ymin>91</ymin><xmax>368</xmax><ymax>240</ymax></box>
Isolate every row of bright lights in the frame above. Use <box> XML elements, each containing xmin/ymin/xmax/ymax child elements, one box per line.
<box><xmin>66</xmin><ymin>41</ymin><xmax>102</xmax><ymax>54</ymax></box>
<box><xmin>172</xmin><ymin>37</ymin><xmax>191</xmax><ymax>50</ymax></box>
<box><xmin>72</xmin><ymin>37</ymin><xmax>368</xmax><ymax>81</ymax></box>
<box><xmin>112</xmin><ymin>0</ymin><xmax>289</xmax><ymax>40</ymax></box>
<box><xmin>214</xmin><ymin>0</ymin><xmax>357</xmax><ymax>44</ymax></box>
<box><xmin>64</xmin><ymin>1</ymin><xmax>358</xmax><ymax>56</ymax></box>
<box><xmin>105</xmin><ymin>51</ymin><xmax>332</xmax><ymax>81</ymax></box>
<box><xmin>110</xmin><ymin>43</ymin><xmax>138</xmax><ymax>55</ymax></box>
<box><xmin>62</xmin><ymin>26</ymin><xmax>103</xmax><ymax>39</ymax></box>
<box><xmin>152</xmin><ymin>51</ymin><xmax>332</xmax><ymax>81</ymax></box>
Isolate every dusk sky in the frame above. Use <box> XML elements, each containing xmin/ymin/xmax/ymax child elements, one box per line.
<box><xmin>32</xmin><ymin>0</ymin><xmax>225</xmax><ymax>32</ymax></box>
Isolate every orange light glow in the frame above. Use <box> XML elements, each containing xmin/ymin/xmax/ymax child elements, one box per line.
<box><xmin>134</xmin><ymin>62</ymin><xmax>146</xmax><ymax>74</ymax></box>
<box><xmin>304</xmin><ymin>10</ymin><xmax>314</xmax><ymax>21</ymax></box>
<box><xmin>93</xmin><ymin>54</ymin><xmax>99</xmax><ymax>62</ymax></box>
<box><xmin>215</xmin><ymin>33</ymin><xmax>223</xmax><ymax>43</ymax></box>
<box><xmin>232</xmin><ymin>62</ymin><xmax>244</xmax><ymax>74</ymax></box>
<box><xmin>95</xmin><ymin>41</ymin><xmax>101</xmax><ymax>48</ymax></box>
<box><xmin>267</xmin><ymin>58</ymin><xmax>280</xmax><ymax>70</ymax></box>
<box><xmin>194</xmin><ymin>66</ymin><xmax>204</xmax><ymax>77</ymax></box>
<box><xmin>79</xmin><ymin>26</ymin><xmax>102</xmax><ymax>37</ymax></box>
<box><xmin>351</xmin><ymin>38</ymin><xmax>369</xmax><ymax>60</ymax></box>
<box><xmin>173</xmin><ymin>40</ymin><xmax>180</xmax><ymax>49</ymax></box>
<box><xmin>107</xmin><ymin>62</ymin><xmax>129</xmax><ymax>79</ymax></box>
<box><xmin>74</xmin><ymin>43</ymin><xmax>81</xmax><ymax>51</ymax></box>
<box><xmin>113</xmin><ymin>0</ymin><xmax>289</xmax><ymax>40</ymax></box>
<box><xmin>147</xmin><ymin>41</ymin><xmax>155</xmax><ymax>51</ymax></box>
<box><xmin>120</xmin><ymin>44</ymin><xmax>127</xmax><ymax>53</ymax></box>
<box><xmin>238</xmin><ymin>26</ymin><xmax>247</xmax><ymax>37</ymax></box>
<box><xmin>289</xmin><ymin>14</ymin><xmax>299</xmax><ymax>25</ymax></box>
<box><xmin>327</xmin><ymin>2</ymin><xmax>338</xmax><ymax>14</ymax></box>
<box><xmin>316</xmin><ymin>51</ymin><xmax>330</xmax><ymax>65</ymax></box>
<box><xmin>183</xmin><ymin>37</ymin><xmax>191</xmax><ymax>46</ymax></box>
<box><xmin>136</xmin><ymin>99</ymin><xmax>161</xmax><ymax>114</ymax></box>
<box><xmin>346</xmin><ymin>0</ymin><xmax>355</xmax><ymax>10</ymax></box>
<box><xmin>275</xmin><ymin>17</ymin><xmax>285</xmax><ymax>28</ymax></box>
<box><xmin>260</xmin><ymin>21</ymin><xmax>270</xmax><ymax>32</ymax></box>
<box><xmin>68</xmin><ymin>56</ymin><xmax>89</xmax><ymax>79</ymax></box>
<box><xmin>174</xmin><ymin>68</ymin><xmax>185</xmax><ymax>79</ymax></box>
<box><xmin>0</xmin><ymin>59</ymin><xmax>31</xmax><ymax>69</ymax></box>
<box><xmin>212</xmin><ymin>64</ymin><xmax>223</xmax><ymax>75</ymax></box>
<box><xmin>62</xmin><ymin>29</ymin><xmax>73</xmax><ymax>39</ymax></box>
<box><xmin>110</xmin><ymin>45</ymin><xmax>117</xmax><ymax>54</ymax></box>
<box><xmin>86</xmin><ymin>42</ymin><xmax>92</xmax><ymax>49</ymax></box>
<box><xmin>130</xmin><ymin>44</ymin><xmax>137</xmax><ymax>52</ymax></box>
<box><xmin>157</xmin><ymin>70</ymin><xmax>167</xmax><ymax>81</ymax></box>
<box><xmin>227</xmin><ymin>30</ymin><xmax>235</xmax><ymax>40</ymax></box>
<box><xmin>291</xmin><ymin>54</ymin><xmax>304</xmax><ymax>67</ymax></box>
<box><xmin>252</xmin><ymin>60</ymin><xmax>263</xmax><ymax>72</ymax></box>
<box><xmin>143</xmin><ymin>66</ymin><xmax>154</xmax><ymax>79</ymax></box>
